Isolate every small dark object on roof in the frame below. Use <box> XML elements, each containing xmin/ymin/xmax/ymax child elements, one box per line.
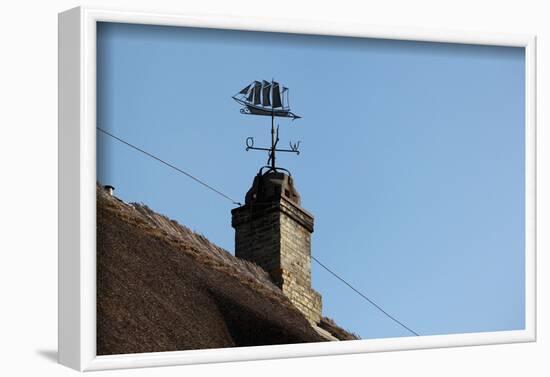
<box><xmin>103</xmin><ymin>185</ymin><xmax>115</xmax><ymax>196</ymax></box>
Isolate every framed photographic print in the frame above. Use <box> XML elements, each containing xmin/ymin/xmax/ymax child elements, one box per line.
<box><xmin>58</xmin><ymin>6</ymin><xmax>536</xmax><ymax>371</ymax></box>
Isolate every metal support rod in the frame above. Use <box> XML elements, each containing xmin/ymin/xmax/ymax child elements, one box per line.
<box><xmin>270</xmin><ymin>111</ymin><xmax>276</xmax><ymax>170</ymax></box>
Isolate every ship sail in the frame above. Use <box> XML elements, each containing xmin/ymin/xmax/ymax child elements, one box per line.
<box><xmin>253</xmin><ymin>81</ymin><xmax>262</xmax><ymax>105</ymax></box>
<box><xmin>239</xmin><ymin>84</ymin><xmax>251</xmax><ymax>95</ymax></box>
<box><xmin>246</xmin><ymin>85</ymin><xmax>254</xmax><ymax>102</ymax></box>
<box><xmin>262</xmin><ymin>80</ymin><xmax>271</xmax><ymax>107</ymax></box>
<box><xmin>282</xmin><ymin>87</ymin><xmax>289</xmax><ymax>109</ymax></box>
<box><xmin>272</xmin><ymin>82</ymin><xmax>282</xmax><ymax>108</ymax></box>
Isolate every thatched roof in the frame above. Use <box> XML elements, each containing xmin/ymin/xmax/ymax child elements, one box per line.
<box><xmin>319</xmin><ymin>317</ymin><xmax>360</xmax><ymax>341</ymax></box>
<box><xmin>97</xmin><ymin>185</ymin><xmax>356</xmax><ymax>355</ymax></box>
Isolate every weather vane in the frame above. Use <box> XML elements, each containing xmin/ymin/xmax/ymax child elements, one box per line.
<box><xmin>232</xmin><ymin>80</ymin><xmax>301</xmax><ymax>175</ymax></box>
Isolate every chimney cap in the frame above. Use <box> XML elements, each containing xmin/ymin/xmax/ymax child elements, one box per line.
<box><xmin>245</xmin><ymin>172</ymin><xmax>301</xmax><ymax>205</ymax></box>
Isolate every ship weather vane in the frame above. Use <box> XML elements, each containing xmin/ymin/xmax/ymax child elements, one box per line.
<box><xmin>232</xmin><ymin>79</ymin><xmax>302</xmax><ymax>175</ymax></box>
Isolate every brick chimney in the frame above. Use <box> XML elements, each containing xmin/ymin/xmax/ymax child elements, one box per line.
<box><xmin>231</xmin><ymin>171</ymin><xmax>322</xmax><ymax>324</ymax></box>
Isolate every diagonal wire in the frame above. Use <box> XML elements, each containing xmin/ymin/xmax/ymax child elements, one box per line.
<box><xmin>96</xmin><ymin>127</ymin><xmax>242</xmax><ymax>206</ymax></box>
<box><xmin>311</xmin><ymin>255</ymin><xmax>420</xmax><ymax>336</ymax></box>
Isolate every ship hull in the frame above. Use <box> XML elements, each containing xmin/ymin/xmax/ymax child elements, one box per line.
<box><xmin>233</xmin><ymin>97</ymin><xmax>300</xmax><ymax>119</ymax></box>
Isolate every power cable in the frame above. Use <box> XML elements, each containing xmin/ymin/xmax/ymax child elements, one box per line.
<box><xmin>312</xmin><ymin>255</ymin><xmax>420</xmax><ymax>336</ymax></box>
<box><xmin>97</xmin><ymin>127</ymin><xmax>242</xmax><ymax>206</ymax></box>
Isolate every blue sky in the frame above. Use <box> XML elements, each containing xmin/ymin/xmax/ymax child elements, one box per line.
<box><xmin>97</xmin><ymin>22</ymin><xmax>525</xmax><ymax>339</ymax></box>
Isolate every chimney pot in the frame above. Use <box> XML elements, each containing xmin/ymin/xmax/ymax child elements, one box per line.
<box><xmin>103</xmin><ymin>185</ymin><xmax>115</xmax><ymax>196</ymax></box>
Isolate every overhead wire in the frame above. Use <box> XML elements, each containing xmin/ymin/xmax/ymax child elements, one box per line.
<box><xmin>97</xmin><ymin>127</ymin><xmax>242</xmax><ymax>206</ymax></box>
<box><xmin>311</xmin><ymin>255</ymin><xmax>419</xmax><ymax>336</ymax></box>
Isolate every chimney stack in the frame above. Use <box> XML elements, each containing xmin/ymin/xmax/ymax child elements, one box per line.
<box><xmin>232</xmin><ymin>172</ymin><xmax>322</xmax><ymax>324</ymax></box>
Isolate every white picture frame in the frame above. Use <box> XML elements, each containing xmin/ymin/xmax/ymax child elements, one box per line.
<box><xmin>58</xmin><ymin>6</ymin><xmax>537</xmax><ymax>371</ymax></box>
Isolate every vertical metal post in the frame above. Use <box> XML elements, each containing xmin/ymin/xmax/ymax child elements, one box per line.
<box><xmin>271</xmin><ymin>111</ymin><xmax>276</xmax><ymax>170</ymax></box>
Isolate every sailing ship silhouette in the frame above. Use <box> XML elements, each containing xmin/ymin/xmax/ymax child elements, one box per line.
<box><xmin>232</xmin><ymin>80</ymin><xmax>301</xmax><ymax>120</ymax></box>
